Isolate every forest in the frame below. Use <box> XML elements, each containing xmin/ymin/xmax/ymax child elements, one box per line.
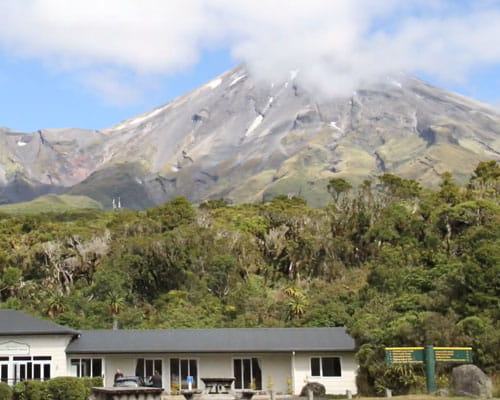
<box><xmin>0</xmin><ymin>161</ymin><xmax>498</xmax><ymax>394</ymax></box>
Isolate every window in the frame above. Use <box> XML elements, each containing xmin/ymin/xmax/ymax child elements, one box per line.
<box><xmin>70</xmin><ymin>358</ymin><xmax>103</xmax><ymax>377</ymax></box>
<box><xmin>233</xmin><ymin>358</ymin><xmax>262</xmax><ymax>390</ymax></box>
<box><xmin>135</xmin><ymin>358</ymin><xmax>162</xmax><ymax>379</ymax></box>
<box><xmin>0</xmin><ymin>358</ymin><xmax>8</xmax><ymax>384</ymax></box>
<box><xmin>310</xmin><ymin>357</ymin><xmax>341</xmax><ymax>377</ymax></box>
<box><xmin>12</xmin><ymin>356</ymin><xmax>51</xmax><ymax>383</ymax></box>
<box><xmin>170</xmin><ymin>359</ymin><xmax>198</xmax><ymax>390</ymax></box>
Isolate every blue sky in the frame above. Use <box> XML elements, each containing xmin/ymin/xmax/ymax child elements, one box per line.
<box><xmin>0</xmin><ymin>1</ymin><xmax>499</xmax><ymax>133</ymax></box>
<box><xmin>0</xmin><ymin>48</ymin><xmax>236</xmax><ymax>132</ymax></box>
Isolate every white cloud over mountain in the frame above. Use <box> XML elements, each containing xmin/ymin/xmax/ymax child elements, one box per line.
<box><xmin>1</xmin><ymin>0</ymin><xmax>499</xmax><ymax>102</ymax></box>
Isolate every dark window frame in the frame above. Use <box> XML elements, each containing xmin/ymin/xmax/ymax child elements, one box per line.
<box><xmin>70</xmin><ymin>358</ymin><xmax>103</xmax><ymax>378</ymax></box>
<box><xmin>233</xmin><ymin>358</ymin><xmax>262</xmax><ymax>390</ymax></box>
<box><xmin>310</xmin><ymin>356</ymin><xmax>342</xmax><ymax>377</ymax></box>
<box><xmin>170</xmin><ymin>358</ymin><xmax>198</xmax><ymax>390</ymax></box>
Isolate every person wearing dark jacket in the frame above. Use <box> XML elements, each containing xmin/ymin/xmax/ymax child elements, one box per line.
<box><xmin>151</xmin><ymin>370</ymin><xmax>162</xmax><ymax>387</ymax></box>
<box><xmin>114</xmin><ymin>369</ymin><xmax>124</xmax><ymax>382</ymax></box>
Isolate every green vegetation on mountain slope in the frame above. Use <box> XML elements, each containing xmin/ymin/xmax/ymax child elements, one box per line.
<box><xmin>0</xmin><ymin>161</ymin><xmax>498</xmax><ymax>395</ymax></box>
<box><xmin>0</xmin><ymin>194</ymin><xmax>102</xmax><ymax>215</ymax></box>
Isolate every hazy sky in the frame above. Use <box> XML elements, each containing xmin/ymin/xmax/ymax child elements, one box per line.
<box><xmin>1</xmin><ymin>0</ymin><xmax>499</xmax><ymax>132</ymax></box>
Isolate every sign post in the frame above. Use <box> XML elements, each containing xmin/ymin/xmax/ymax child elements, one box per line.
<box><xmin>385</xmin><ymin>346</ymin><xmax>472</xmax><ymax>393</ymax></box>
<box><xmin>424</xmin><ymin>345</ymin><xmax>436</xmax><ymax>393</ymax></box>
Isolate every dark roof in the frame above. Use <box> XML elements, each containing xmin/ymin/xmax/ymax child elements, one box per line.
<box><xmin>0</xmin><ymin>310</ymin><xmax>79</xmax><ymax>336</ymax></box>
<box><xmin>66</xmin><ymin>327</ymin><xmax>355</xmax><ymax>354</ymax></box>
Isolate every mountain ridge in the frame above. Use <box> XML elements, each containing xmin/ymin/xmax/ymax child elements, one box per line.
<box><xmin>1</xmin><ymin>65</ymin><xmax>499</xmax><ymax>208</ymax></box>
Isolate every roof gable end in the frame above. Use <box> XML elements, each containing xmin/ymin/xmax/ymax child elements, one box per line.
<box><xmin>0</xmin><ymin>310</ymin><xmax>79</xmax><ymax>336</ymax></box>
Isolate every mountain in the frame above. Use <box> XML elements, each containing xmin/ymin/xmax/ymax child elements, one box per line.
<box><xmin>1</xmin><ymin>65</ymin><xmax>499</xmax><ymax>209</ymax></box>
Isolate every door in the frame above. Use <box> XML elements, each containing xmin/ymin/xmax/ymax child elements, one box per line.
<box><xmin>233</xmin><ymin>358</ymin><xmax>262</xmax><ymax>390</ymax></box>
<box><xmin>13</xmin><ymin>361</ymin><xmax>30</xmax><ymax>383</ymax></box>
<box><xmin>33</xmin><ymin>361</ymin><xmax>51</xmax><ymax>381</ymax></box>
<box><xmin>135</xmin><ymin>358</ymin><xmax>162</xmax><ymax>379</ymax></box>
<box><xmin>33</xmin><ymin>356</ymin><xmax>51</xmax><ymax>381</ymax></box>
<box><xmin>170</xmin><ymin>358</ymin><xmax>198</xmax><ymax>390</ymax></box>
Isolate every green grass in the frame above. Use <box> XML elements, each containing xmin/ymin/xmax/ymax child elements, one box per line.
<box><xmin>0</xmin><ymin>194</ymin><xmax>103</xmax><ymax>215</ymax></box>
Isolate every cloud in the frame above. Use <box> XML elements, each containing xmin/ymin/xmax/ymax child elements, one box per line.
<box><xmin>80</xmin><ymin>69</ymin><xmax>144</xmax><ymax>106</ymax></box>
<box><xmin>0</xmin><ymin>0</ymin><xmax>499</xmax><ymax>102</ymax></box>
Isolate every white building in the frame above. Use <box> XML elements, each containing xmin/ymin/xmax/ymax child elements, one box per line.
<box><xmin>0</xmin><ymin>310</ymin><xmax>358</xmax><ymax>395</ymax></box>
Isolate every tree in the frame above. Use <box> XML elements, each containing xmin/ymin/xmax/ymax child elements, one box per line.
<box><xmin>468</xmin><ymin>160</ymin><xmax>500</xmax><ymax>199</ymax></box>
<box><xmin>46</xmin><ymin>292</ymin><xmax>66</xmax><ymax>318</ymax></box>
<box><xmin>0</xmin><ymin>267</ymin><xmax>22</xmax><ymax>299</ymax></box>
<box><xmin>146</xmin><ymin>197</ymin><xmax>195</xmax><ymax>231</ymax></box>
<box><xmin>378</xmin><ymin>174</ymin><xmax>421</xmax><ymax>200</ymax></box>
<box><xmin>439</xmin><ymin>172</ymin><xmax>461</xmax><ymax>205</ymax></box>
<box><xmin>283</xmin><ymin>286</ymin><xmax>308</xmax><ymax>321</ymax></box>
<box><xmin>327</xmin><ymin>178</ymin><xmax>352</xmax><ymax>203</ymax></box>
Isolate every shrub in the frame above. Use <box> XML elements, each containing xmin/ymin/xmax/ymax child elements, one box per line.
<box><xmin>81</xmin><ymin>376</ymin><xmax>103</xmax><ymax>398</ymax></box>
<box><xmin>13</xmin><ymin>380</ymin><xmax>47</xmax><ymax>400</ymax></box>
<box><xmin>0</xmin><ymin>383</ymin><xmax>12</xmax><ymax>400</ymax></box>
<box><xmin>46</xmin><ymin>377</ymin><xmax>86</xmax><ymax>400</ymax></box>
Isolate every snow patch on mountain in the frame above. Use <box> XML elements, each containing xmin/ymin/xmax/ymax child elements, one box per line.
<box><xmin>128</xmin><ymin>108</ymin><xmax>163</xmax><ymax>126</ymax></box>
<box><xmin>110</xmin><ymin>105</ymin><xmax>168</xmax><ymax>130</ymax></box>
<box><xmin>329</xmin><ymin>121</ymin><xmax>343</xmax><ymax>132</ymax></box>
<box><xmin>230</xmin><ymin>75</ymin><xmax>246</xmax><ymax>87</ymax></box>
<box><xmin>246</xmin><ymin>115</ymin><xmax>264</xmax><ymax>136</ymax></box>
<box><xmin>207</xmin><ymin>78</ymin><xmax>222</xmax><ymax>89</ymax></box>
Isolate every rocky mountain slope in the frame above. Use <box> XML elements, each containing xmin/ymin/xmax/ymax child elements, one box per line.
<box><xmin>1</xmin><ymin>65</ymin><xmax>499</xmax><ymax>208</ymax></box>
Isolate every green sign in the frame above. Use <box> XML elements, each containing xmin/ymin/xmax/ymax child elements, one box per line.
<box><xmin>385</xmin><ymin>346</ymin><xmax>473</xmax><ymax>393</ymax></box>
<box><xmin>385</xmin><ymin>347</ymin><xmax>424</xmax><ymax>365</ymax></box>
<box><xmin>434</xmin><ymin>347</ymin><xmax>473</xmax><ymax>364</ymax></box>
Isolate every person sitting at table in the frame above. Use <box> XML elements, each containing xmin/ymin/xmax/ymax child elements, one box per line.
<box><xmin>114</xmin><ymin>369</ymin><xmax>124</xmax><ymax>382</ymax></box>
<box><xmin>151</xmin><ymin>370</ymin><xmax>162</xmax><ymax>387</ymax></box>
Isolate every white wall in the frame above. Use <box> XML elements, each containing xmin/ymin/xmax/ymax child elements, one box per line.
<box><xmin>0</xmin><ymin>335</ymin><xmax>358</xmax><ymax>395</ymax></box>
<box><xmin>196</xmin><ymin>353</ymin><xmax>292</xmax><ymax>394</ymax></box>
<box><xmin>0</xmin><ymin>334</ymin><xmax>74</xmax><ymax>380</ymax></box>
<box><xmin>292</xmin><ymin>352</ymin><xmax>358</xmax><ymax>395</ymax></box>
<box><xmin>72</xmin><ymin>352</ymin><xmax>356</xmax><ymax>395</ymax></box>
<box><xmin>95</xmin><ymin>353</ymin><xmax>292</xmax><ymax>393</ymax></box>
<box><xmin>102</xmin><ymin>355</ymin><xmax>137</xmax><ymax>386</ymax></box>
<box><xmin>258</xmin><ymin>353</ymin><xmax>292</xmax><ymax>394</ymax></box>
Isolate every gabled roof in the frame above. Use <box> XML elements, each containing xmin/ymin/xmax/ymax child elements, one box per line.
<box><xmin>66</xmin><ymin>327</ymin><xmax>355</xmax><ymax>354</ymax></box>
<box><xmin>0</xmin><ymin>310</ymin><xmax>79</xmax><ymax>336</ymax></box>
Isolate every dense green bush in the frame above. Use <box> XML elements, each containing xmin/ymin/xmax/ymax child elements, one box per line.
<box><xmin>11</xmin><ymin>378</ymin><xmax>101</xmax><ymax>400</ymax></box>
<box><xmin>13</xmin><ymin>380</ymin><xmax>47</xmax><ymax>400</ymax></box>
<box><xmin>81</xmin><ymin>376</ymin><xmax>103</xmax><ymax>398</ymax></box>
<box><xmin>46</xmin><ymin>377</ymin><xmax>86</xmax><ymax>400</ymax></box>
<box><xmin>0</xmin><ymin>383</ymin><xmax>12</xmax><ymax>400</ymax></box>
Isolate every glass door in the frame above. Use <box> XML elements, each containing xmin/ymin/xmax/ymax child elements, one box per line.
<box><xmin>33</xmin><ymin>360</ymin><xmax>51</xmax><ymax>381</ymax></box>
<box><xmin>233</xmin><ymin>358</ymin><xmax>262</xmax><ymax>390</ymax></box>
<box><xmin>135</xmin><ymin>358</ymin><xmax>162</xmax><ymax>379</ymax></box>
<box><xmin>13</xmin><ymin>360</ymin><xmax>29</xmax><ymax>383</ymax></box>
<box><xmin>170</xmin><ymin>358</ymin><xmax>198</xmax><ymax>390</ymax></box>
